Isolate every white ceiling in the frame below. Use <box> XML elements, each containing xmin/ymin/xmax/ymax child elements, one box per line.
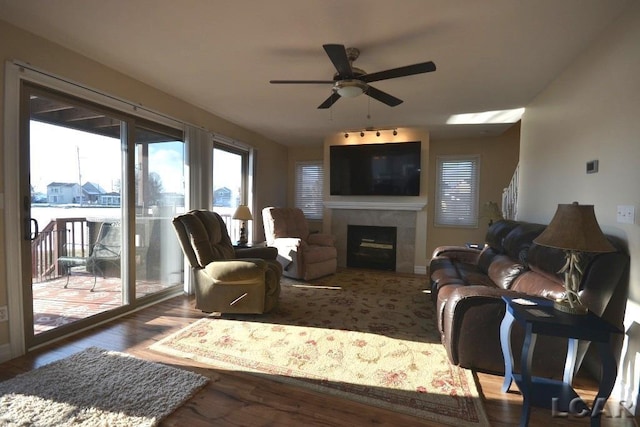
<box><xmin>0</xmin><ymin>0</ymin><xmax>630</xmax><ymax>146</ymax></box>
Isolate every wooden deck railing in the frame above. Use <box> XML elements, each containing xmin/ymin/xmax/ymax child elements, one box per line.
<box><xmin>31</xmin><ymin>213</ymin><xmax>239</xmax><ymax>283</ymax></box>
<box><xmin>31</xmin><ymin>218</ymin><xmax>89</xmax><ymax>283</ymax></box>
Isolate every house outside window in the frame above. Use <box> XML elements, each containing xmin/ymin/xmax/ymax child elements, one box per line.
<box><xmin>435</xmin><ymin>155</ymin><xmax>480</xmax><ymax>227</ymax></box>
<box><xmin>295</xmin><ymin>161</ymin><xmax>324</xmax><ymax>220</ymax></box>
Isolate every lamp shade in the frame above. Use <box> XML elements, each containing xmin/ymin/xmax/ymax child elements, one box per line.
<box><xmin>533</xmin><ymin>202</ymin><xmax>614</xmax><ymax>253</ymax></box>
<box><xmin>232</xmin><ymin>205</ymin><xmax>253</xmax><ymax>221</ymax></box>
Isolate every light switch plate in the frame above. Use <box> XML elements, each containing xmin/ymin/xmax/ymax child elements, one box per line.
<box><xmin>617</xmin><ymin>205</ymin><xmax>635</xmax><ymax>224</ymax></box>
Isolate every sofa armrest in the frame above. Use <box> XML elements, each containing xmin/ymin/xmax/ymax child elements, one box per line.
<box><xmin>442</xmin><ymin>285</ymin><xmax>521</xmax><ymax>370</ymax></box>
<box><xmin>235</xmin><ymin>246</ymin><xmax>279</xmax><ymax>260</ymax></box>
<box><xmin>442</xmin><ymin>285</ymin><xmax>569</xmax><ymax>376</ymax></box>
<box><xmin>307</xmin><ymin>233</ymin><xmax>335</xmax><ymax>247</ymax></box>
<box><xmin>270</xmin><ymin>237</ymin><xmax>305</xmax><ymax>250</ymax></box>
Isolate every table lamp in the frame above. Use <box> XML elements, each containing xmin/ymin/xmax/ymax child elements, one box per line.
<box><xmin>533</xmin><ymin>202</ymin><xmax>614</xmax><ymax>314</ymax></box>
<box><xmin>232</xmin><ymin>205</ymin><xmax>253</xmax><ymax>245</ymax></box>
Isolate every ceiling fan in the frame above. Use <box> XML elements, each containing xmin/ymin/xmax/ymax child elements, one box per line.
<box><xmin>270</xmin><ymin>44</ymin><xmax>436</xmax><ymax>109</ymax></box>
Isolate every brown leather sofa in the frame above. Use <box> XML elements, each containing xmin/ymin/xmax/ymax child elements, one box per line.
<box><xmin>430</xmin><ymin>220</ymin><xmax>629</xmax><ymax>378</ymax></box>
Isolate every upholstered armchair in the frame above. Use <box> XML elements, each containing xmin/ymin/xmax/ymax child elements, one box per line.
<box><xmin>172</xmin><ymin>209</ymin><xmax>282</xmax><ymax>314</ymax></box>
<box><xmin>262</xmin><ymin>207</ymin><xmax>337</xmax><ymax>281</ymax></box>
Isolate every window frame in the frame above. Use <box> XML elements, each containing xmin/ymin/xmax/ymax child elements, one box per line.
<box><xmin>434</xmin><ymin>155</ymin><xmax>480</xmax><ymax>228</ymax></box>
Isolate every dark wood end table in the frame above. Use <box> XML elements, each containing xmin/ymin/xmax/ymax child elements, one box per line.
<box><xmin>500</xmin><ymin>296</ymin><xmax>622</xmax><ymax>426</ymax></box>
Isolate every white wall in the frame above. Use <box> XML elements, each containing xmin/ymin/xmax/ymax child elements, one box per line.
<box><xmin>518</xmin><ymin>1</ymin><xmax>640</xmax><ymax>411</ymax></box>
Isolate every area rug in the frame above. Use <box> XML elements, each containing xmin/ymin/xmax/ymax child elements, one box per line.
<box><xmin>0</xmin><ymin>347</ymin><xmax>208</xmax><ymax>427</ymax></box>
<box><xmin>150</xmin><ymin>269</ymin><xmax>489</xmax><ymax>426</ymax></box>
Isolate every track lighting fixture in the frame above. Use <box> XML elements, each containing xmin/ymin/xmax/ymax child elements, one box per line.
<box><xmin>340</xmin><ymin>128</ymin><xmax>399</xmax><ymax>138</ymax></box>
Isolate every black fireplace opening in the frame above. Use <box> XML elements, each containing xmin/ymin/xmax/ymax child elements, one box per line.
<box><xmin>347</xmin><ymin>225</ymin><xmax>397</xmax><ymax>271</ymax></box>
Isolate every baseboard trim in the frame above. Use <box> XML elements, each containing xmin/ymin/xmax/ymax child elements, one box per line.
<box><xmin>414</xmin><ymin>266</ymin><xmax>427</xmax><ymax>275</ymax></box>
<box><xmin>0</xmin><ymin>342</ymin><xmax>12</xmax><ymax>363</ymax></box>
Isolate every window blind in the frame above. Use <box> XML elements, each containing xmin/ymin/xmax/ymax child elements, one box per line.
<box><xmin>435</xmin><ymin>156</ymin><xmax>479</xmax><ymax>227</ymax></box>
<box><xmin>295</xmin><ymin>161</ymin><xmax>324</xmax><ymax>220</ymax></box>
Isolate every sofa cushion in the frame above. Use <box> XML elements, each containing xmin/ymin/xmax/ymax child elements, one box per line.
<box><xmin>457</xmin><ymin>263</ymin><xmax>497</xmax><ymax>287</ymax></box>
<box><xmin>510</xmin><ymin>271</ymin><xmax>566</xmax><ymax>300</ymax></box>
<box><xmin>502</xmin><ymin>223</ymin><xmax>546</xmax><ymax>264</ymax></box>
<box><xmin>477</xmin><ymin>246</ymin><xmax>498</xmax><ymax>274</ymax></box>
<box><xmin>525</xmin><ymin>243</ymin><xmax>566</xmax><ymax>282</ymax></box>
<box><xmin>485</xmin><ymin>220</ymin><xmax>520</xmax><ymax>252</ymax></box>
<box><xmin>487</xmin><ymin>255</ymin><xmax>526</xmax><ymax>289</ymax></box>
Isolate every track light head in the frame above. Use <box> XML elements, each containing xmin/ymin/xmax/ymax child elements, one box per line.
<box><xmin>393</xmin><ymin>129</ymin><xmax>398</xmax><ymax>136</ymax></box>
<box><xmin>344</xmin><ymin>133</ymin><xmax>349</xmax><ymax>138</ymax></box>
<box><xmin>360</xmin><ymin>132</ymin><xmax>365</xmax><ymax>137</ymax></box>
<box><xmin>376</xmin><ymin>131</ymin><xmax>380</xmax><ymax>137</ymax></box>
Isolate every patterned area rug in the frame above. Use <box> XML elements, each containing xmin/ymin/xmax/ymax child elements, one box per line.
<box><xmin>150</xmin><ymin>269</ymin><xmax>488</xmax><ymax>426</ymax></box>
<box><xmin>0</xmin><ymin>347</ymin><xmax>208</xmax><ymax>427</ymax></box>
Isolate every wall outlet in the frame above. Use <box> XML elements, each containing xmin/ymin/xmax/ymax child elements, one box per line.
<box><xmin>617</xmin><ymin>205</ymin><xmax>635</xmax><ymax>225</ymax></box>
<box><xmin>0</xmin><ymin>306</ymin><xmax>7</xmax><ymax>322</ymax></box>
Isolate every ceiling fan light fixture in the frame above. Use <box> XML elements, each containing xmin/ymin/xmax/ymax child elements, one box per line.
<box><xmin>334</xmin><ymin>80</ymin><xmax>367</xmax><ymax>98</ymax></box>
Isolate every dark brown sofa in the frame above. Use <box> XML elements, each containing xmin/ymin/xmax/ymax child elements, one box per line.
<box><xmin>430</xmin><ymin>220</ymin><xmax>629</xmax><ymax>378</ymax></box>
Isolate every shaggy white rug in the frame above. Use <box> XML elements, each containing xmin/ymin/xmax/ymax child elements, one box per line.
<box><xmin>0</xmin><ymin>347</ymin><xmax>208</xmax><ymax>427</ymax></box>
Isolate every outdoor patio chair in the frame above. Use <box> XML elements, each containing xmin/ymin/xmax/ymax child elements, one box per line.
<box><xmin>58</xmin><ymin>221</ymin><xmax>121</xmax><ymax>292</ymax></box>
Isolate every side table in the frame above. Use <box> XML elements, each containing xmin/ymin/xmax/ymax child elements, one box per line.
<box><xmin>500</xmin><ymin>296</ymin><xmax>622</xmax><ymax>426</ymax></box>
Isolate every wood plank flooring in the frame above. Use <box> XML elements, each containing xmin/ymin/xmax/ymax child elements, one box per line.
<box><xmin>0</xmin><ymin>295</ymin><xmax>637</xmax><ymax>426</ymax></box>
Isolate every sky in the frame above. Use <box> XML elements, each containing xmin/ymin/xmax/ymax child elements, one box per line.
<box><xmin>30</xmin><ymin>121</ymin><xmax>185</xmax><ymax>194</ymax></box>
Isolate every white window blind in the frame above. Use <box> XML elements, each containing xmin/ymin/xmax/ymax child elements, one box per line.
<box><xmin>435</xmin><ymin>155</ymin><xmax>480</xmax><ymax>227</ymax></box>
<box><xmin>295</xmin><ymin>161</ymin><xmax>324</xmax><ymax>220</ymax></box>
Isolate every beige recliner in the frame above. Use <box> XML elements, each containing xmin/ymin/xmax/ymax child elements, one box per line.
<box><xmin>262</xmin><ymin>207</ymin><xmax>337</xmax><ymax>281</ymax></box>
<box><xmin>172</xmin><ymin>209</ymin><xmax>282</xmax><ymax>314</ymax></box>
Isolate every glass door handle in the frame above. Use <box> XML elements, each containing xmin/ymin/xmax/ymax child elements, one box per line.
<box><xmin>27</xmin><ymin>218</ymin><xmax>39</xmax><ymax>241</ymax></box>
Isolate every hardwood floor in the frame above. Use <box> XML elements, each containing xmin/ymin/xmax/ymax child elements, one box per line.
<box><xmin>0</xmin><ymin>295</ymin><xmax>637</xmax><ymax>426</ymax></box>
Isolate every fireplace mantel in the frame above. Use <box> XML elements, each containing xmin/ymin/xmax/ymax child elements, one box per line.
<box><xmin>324</xmin><ymin>200</ymin><xmax>427</xmax><ymax>211</ymax></box>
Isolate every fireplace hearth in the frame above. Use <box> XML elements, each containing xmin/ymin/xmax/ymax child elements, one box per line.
<box><xmin>347</xmin><ymin>225</ymin><xmax>397</xmax><ymax>271</ymax></box>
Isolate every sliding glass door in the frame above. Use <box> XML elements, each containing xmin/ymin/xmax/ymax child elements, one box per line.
<box><xmin>21</xmin><ymin>82</ymin><xmax>185</xmax><ymax>348</ymax></box>
<box><xmin>134</xmin><ymin>123</ymin><xmax>185</xmax><ymax>297</ymax></box>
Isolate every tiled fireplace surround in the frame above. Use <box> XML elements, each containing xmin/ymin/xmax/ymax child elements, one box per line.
<box><xmin>328</xmin><ymin>202</ymin><xmax>425</xmax><ymax>274</ymax></box>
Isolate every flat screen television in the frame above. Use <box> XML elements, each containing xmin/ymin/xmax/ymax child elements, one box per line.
<box><xmin>330</xmin><ymin>141</ymin><xmax>421</xmax><ymax>196</ymax></box>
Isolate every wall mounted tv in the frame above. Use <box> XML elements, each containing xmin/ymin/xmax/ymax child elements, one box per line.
<box><xmin>330</xmin><ymin>141</ymin><xmax>421</xmax><ymax>196</ymax></box>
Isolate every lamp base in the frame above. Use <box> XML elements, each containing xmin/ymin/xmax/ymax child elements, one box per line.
<box><xmin>553</xmin><ymin>299</ymin><xmax>588</xmax><ymax>315</ymax></box>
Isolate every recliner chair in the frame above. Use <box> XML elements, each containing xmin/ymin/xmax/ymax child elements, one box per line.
<box><xmin>262</xmin><ymin>207</ymin><xmax>337</xmax><ymax>280</ymax></box>
<box><xmin>172</xmin><ymin>209</ymin><xmax>282</xmax><ymax>314</ymax></box>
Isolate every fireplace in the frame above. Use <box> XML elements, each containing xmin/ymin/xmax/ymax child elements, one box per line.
<box><xmin>347</xmin><ymin>225</ymin><xmax>397</xmax><ymax>271</ymax></box>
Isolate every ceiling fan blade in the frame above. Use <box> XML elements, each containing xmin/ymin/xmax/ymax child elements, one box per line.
<box><xmin>318</xmin><ymin>93</ymin><xmax>341</xmax><ymax>109</ymax></box>
<box><xmin>270</xmin><ymin>80</ymin><xmax>335</xmax><ymax>84</ymax></box>
<box><xmin>362</xmin><ymin>61</ymin><xmax>436</xmax><ymax>83</ymax></box>
<box><xmin>323</xmin><ymin>44</ymin><xmax>353</xmax><ymax>78</ymax></box>
<box><xmin>366</xmin><ymin>86</ymin><xmax>403</xmax><ymax>107</ymax></box>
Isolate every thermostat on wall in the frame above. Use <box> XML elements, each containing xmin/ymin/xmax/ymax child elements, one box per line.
<box><xmin>586</xmin><ymin>160</ymin><xmax>599</xmax><ymax>174</ymax></box>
